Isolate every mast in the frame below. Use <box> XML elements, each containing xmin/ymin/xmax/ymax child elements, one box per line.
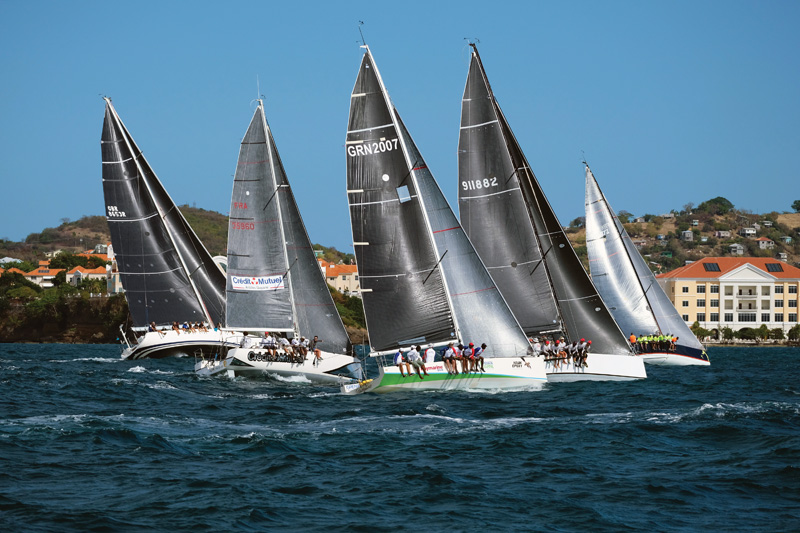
<box><xmin>103</xmin><ymin>98</ymin><xmax>217</xmax><ymax>327</ymax></box>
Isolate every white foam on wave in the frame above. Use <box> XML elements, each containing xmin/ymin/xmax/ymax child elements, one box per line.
<box><xmin>267</xmin><ymin>373</ymin><xmax>312</xmax><ymax>384</ymax></box>
<box><xmin>128</xmin><ymin>366</ymin><xmax>147</xmax><ymax>373</ymax></box>
<box><xmin>52</xmin><ymin>357</ymin><xmax>119</xmax><ymax>363</ymax></box>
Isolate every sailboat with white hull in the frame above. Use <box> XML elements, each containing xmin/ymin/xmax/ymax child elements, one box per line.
<box><xmin>341</xmin><ymin>45</ymin><xmax>547</xmax><ymax>394</ymax></box>
<box><xmin>584</xmin><ymin>164</ymin><xmax>710</xmax><ymax>366</ymax></box>
<box><xmin>101</xmin><ymin>99</ymin><xmax>235</xmax><ymax>360</ymax></box>
<box><xmin>457</xmin><ymin>45</ymin><xmax>645</xmax><ymax>381</ymax></box>
<box><xmin>195</xmin><ymin>101</ymin><xmax>362</xmax><ymax>383</ymax></box>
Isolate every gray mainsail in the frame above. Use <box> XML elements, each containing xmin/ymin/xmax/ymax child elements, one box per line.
<box><xmin>226</xmin><ymin>103</ymin><xmax>351</xmax><ymax>353</ymax></box>
<box><xmin>101</xmin><ymin>98</ymin><xmax>226</xmax><ymax>328</ymax></box>
<box><xmin>458</xmin><ymin>44</ymin><xmax>631</xmax><ymax>356</ymax></box>
<box><xmin>584</xmin><ymin>165</ymin><xmax>704</xmax><ymax>351</ymax></box>
<box><xmin>346</xmin><ymin>46</ymin><xmax>532</xmax><ymax>357</ymax></box>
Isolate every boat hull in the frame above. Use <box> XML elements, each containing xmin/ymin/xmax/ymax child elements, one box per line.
<box><xmin>359</xmin><ymin>357</ymin><xmax>547</xmax><ymax>393</ymax></box>
<box><xmin>641</xmin><ymin>352</ymin><xmax>711</xmax><ymax>366</ymax></box>
<box><xmin>544</xmin><ymin>353</ymin><xmax>647</xmax><ymax>381</ymax></box>
<box><xmin>196</xmin><ymin>347</ymin><xmax>362</xmax><ymax>384</ymax></box>
<box><xmin>122</xmin><ymin>330</ymin><xmax>235</xmax><ymax>360</ymax></box>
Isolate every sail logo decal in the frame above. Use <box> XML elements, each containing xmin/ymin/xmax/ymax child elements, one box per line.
<box><xmin>107</xmin><ymin>205</ymin><xmax>127</xmax><ymax>218</ymax></box>
<box><xmin>347</xmin><ymin>138</ymin><xmax>399</xmax><ymax>157</ymax></box>
<box><xmin>461</xmin><ymin>177</ymin><xmax>498</xmax><ymax>190</ymax></box>
<box><xmin>231</xmin><ymin>275</ymin><xmax>285</xmax><ymax>290</ymax></box>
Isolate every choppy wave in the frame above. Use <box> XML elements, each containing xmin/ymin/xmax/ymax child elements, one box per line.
<box><xmin>0</xmin><ymin>344</ymin><xmax>799</xmax><ymax>531</ymax></box>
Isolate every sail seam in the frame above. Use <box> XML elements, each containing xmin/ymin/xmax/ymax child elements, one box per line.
<box><xmin>349</xmin><ymin>196</ymin><xmax>416</xmax><ymax>207</ymax></box>
<box><xmin>102</xmin><ymin>157</ymin><xmax>133</xmax><ymax>165</ymax></box>
<box><xmin>107</xmin><ymin>213</ymin><xmax>160</xmax><ymax>223</ymax></box>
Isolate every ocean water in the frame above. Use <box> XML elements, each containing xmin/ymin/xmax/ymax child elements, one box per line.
<box><xmin>1</xmin><ymin>344</ymin><xmax>799</xmax><ymax>532</ymax></box>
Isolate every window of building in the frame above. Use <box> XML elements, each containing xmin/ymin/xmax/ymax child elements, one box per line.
<box><xmin>682</xmin><ymin>286</ymin><xmax>689</xmax><ymax>293</ymax></box>
<box><xmin>703</xmin><ymin>263</ymin><xmax>721</xmax><ymax>272</ymax></box>
<box><xmin>776</xmin><ymin>300</ymin><xmax>784</xmax><ymax>308</ymax></box>
<box><xmin>710</xmin><ymin>299</ymin><xmax>719</xmax><ymax>308</ymax></box>
<box><xmin>775</xmin><ymin>313</ymin><xmax>784</xmax><ymax>322</ymax></box>
<box><xmin>724</xmin><ymin>313</ymin><xmax>734</xmax><ymax>322</ymax></box>
<box><xmin>761</xmin><ymin>313</ymin><xmax>771</xmax><ymax>323</ymax></box>
<box><xmin>775</xmin><ymin>286</ymin><xmax>784</xmax><ymax>294</ymax></box>
<box><xmin>697</xmin><ymin>313</ymin><xmax>706</xmax><ymax>322</ymax></box>
<box><xmin>697</xmin><ymin>285</ymin><xmax>706</xmax><ymax>294</ymax></box>
<box><xmin>790</xmin><ymin>300</ymin><xmax>798</xmax><ymax>308</ymax></box>
<box><xmin>762</xmin><ymin>286</ymin><xmax>771</xmax><ymax>296</ymax></box>
<box><xmin>790</xmin><ymin>286</ymin><xmax>798</xmax><ymax>294</ymax></box>
<box><xmin>710</xmin><ymin>285</ymin><xmax>719</xmax><ymax>294</ymax></box>
<box><xmin>682</xmin><ymin>301</ymin><xmax>689</xmax><ymax>307</ymax></box>
<box><xmin>790</xmin><ymin>313</ymin><xmax>798</xmax><ymax>322</ymax></box>
<box><xmin>682</xmin><ymin>314</ymin><xmax>689</xmax><ymax>322</ymax></box>
<box><xmin>738</xmin><ymin>313</ymin><xmax>757</xmax><ymax>322</ymax></box>
<box><xmin>697</xmin><ymin>299</ymin><xmax>706</xmax><ymax>307</ymax></box>
<box><xmin>710</xmin><ymin>313</ymin><xmax>719</xmax><ymax>321</ymax></box>
<box><xmin>355</xmin><ymin>275</ymin><xmax>359</xmax><ymax>281</ymax></box>
<box><xmin>766</xmin><ymin>263</ymin><xmax>784</xmax><ymax>272</ymax></box>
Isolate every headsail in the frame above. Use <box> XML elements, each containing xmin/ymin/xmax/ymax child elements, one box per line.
<box><xmin>458</xmin><ymin>45</ymin><xmax>631</xmax><ymax>356</ymax></box>
<box><xmin>226</xmin><ymin>103</ymin><xmax>351</xmax><ymax>352</ymax></box>
<box><xmin>346</xmin><ymin>46</ymin><xmax>532</xmax><ymax>357</ymax></box>
<box><xmin>101</xmin><ymin>99</ymin><xmax>226</xmax><ymax>328</ymax></box>
<box><xmin>584</xmin><ymin>165</ymin><xmax>704</xmax><ymax>351</ymax></box>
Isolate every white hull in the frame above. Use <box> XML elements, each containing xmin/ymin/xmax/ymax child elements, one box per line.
<box><xmin>544</xmin><ymin>353</ymin><xmax>647</xmax><ymax>382</ymax></box>
<box><xmin>641</xmin><ymin>352</ymin><xmax>711</xmax><ymax>366</ymax></box>
<box><xmin>342</xmin><ymin>357</ymin><xmax>547</xmax><ymax>394</ymax></box>
<box><xmin>195</xmin><ymin>347</ymin><xmax>361</xmax><ymax>384</ymax></box>
<box><xmin>122</xmin><ymin>330</ymin><xmax>237</xmax><ymax>360</ymax></box>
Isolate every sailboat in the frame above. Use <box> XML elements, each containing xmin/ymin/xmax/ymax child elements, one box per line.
<box><xmin>457</xmin><ymin>44</ymin><xmax>646</xmax><ymax>381</ymax></box>
<box><xmin>101</xmin><ymin>98</ymin><xmax>235</xmax><ymax>360</ymax></box>
<box><xmin>195</xmin><ymin>101</ymin><xmax>362</xmax><ymax>383</ymax></box>
<box><xmin>584</xmin><ymin>164</ymin><xmax>710</xmax><ymax>365</ymax></box>
<box><xmin>341</xmin><ymin>45</ymin><xmax>547</xmax><ymax>394</ymax></box>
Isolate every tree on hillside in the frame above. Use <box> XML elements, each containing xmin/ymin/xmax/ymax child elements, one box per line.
<box><xmin>617</xmin><ymin>210</ymin><xmax>633</xmax><ymax>224</ymax></box>
<box><xmin>569</xmin><ymin>216</ymin><xmax>585</xmax><ymax>229</ymax></box>
<box><xmin>697</xmin><ymin>196</ymin><xmax>734</xmax><ymax>215</ymax></box>
<box><xmin>792</xmin><ymin>199</ymin><xmax>800</xmax><ymax>213</ymax></box>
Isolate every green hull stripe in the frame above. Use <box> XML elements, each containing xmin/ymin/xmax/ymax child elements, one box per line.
<box><xmin>376</xmin><ymin>372</ymin><xmax>544</xmax><ymax>389</ymax></box>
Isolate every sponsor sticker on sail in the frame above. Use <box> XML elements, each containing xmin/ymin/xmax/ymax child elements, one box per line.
<box><xmin>230</xmin><ymin>275</ymin><xmax>285</xmax><ymax>291</ymax></box>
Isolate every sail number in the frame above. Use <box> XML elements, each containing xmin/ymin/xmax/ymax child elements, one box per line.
<box><xmin>107</xmin><ymin>205</ymin><xmax>126</xmax><ymax>217</ymax></box>
<box><xmin>231</xmin><ymin>221</ymin><xmax>255</xmax><ymax>230</ymax></box>
<box><xmin>347</xmin><ymin>139</ymin><xmax>399</xmax><ymax>157</ymax></box>
<box><xmin>461</xmin><ymin>177</ymin><xmax>498</xmax><ymax>190</ymax></box>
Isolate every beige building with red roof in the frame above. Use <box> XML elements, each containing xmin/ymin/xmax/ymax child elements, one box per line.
<box><xmin>25</xmin><ymin>261</ymin><xmax>65</xmax><ymax>288</ymax></box>
<box><xmin>318</xmin><ymin>259</ymin><xmax>360</xmax><ymax>296</ymax></box>
<box><xmin>657</xmin><ymin>257</ymin><xmax>800</xmax><ymax>335</ymax></box>
<box><xmin>66</xmin><ymin>265</ymin><xmax>108</xmax><ymax>287</ymax></box>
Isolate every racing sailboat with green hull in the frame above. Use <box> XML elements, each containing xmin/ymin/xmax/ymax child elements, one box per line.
<box><xmin>341</xmin><ymin>45</ymin><xmax>547</xmax><ymax>394</ymax></box>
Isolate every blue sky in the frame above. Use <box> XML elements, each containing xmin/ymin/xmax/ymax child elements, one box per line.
<box><xmin>1</xmin><ymin>1</ymin><xmax>798</xmax><ymax>252</ymax></box>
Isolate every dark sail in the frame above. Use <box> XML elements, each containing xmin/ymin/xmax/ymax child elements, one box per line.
<box><xmin>101</xmin><ymin>99</ymin><xmax>226</xmax><ymax>328</ymax></box>
<box><xmin>458</xmin><ymin>46</ymin><xmax>631</xmax><ymax>355</ymax></box>
<box><xmin>271</xmin><ymin>115</ymin><xmax>352</xmax><ymax>354</ymax></box>
<box><xmin>225</xmin><ymin>105</ymin><xmax>294</xmax><ymax>332</ymax></box>
<box><xmin>346</xmin><ymin>49</ymin><xmax>455</xmax><ymax>352</ymax></box>
<box><xmin>458</xmin><ymin>52</ymin><xmax>561</xmax><ymax>335</ymax></box>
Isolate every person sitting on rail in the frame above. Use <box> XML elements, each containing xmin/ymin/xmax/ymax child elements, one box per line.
<box><xmin>443</xmin><ymin>342</ymin><xmax>457</xmax><ymax>374</ymax></box>
<box><xmin>406</xmin><ymin>345</ymin><xmax>428</xmax><ymax>379</ymax></box>
<box><xmin>473</xmin><ymin>342</ymin><xmax>486</xmax><ymax>372</ymax></box>
<box><xmin>394</xmin><ymin>348</ymin><xmax>412</xmax><ymax>378</ymax></box>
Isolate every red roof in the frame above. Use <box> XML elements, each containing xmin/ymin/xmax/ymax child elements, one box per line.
<box><xmin>67</xmin><ymin>266</ymin><xmax>107</xmax><ymax>275</ymax></box>
<box><xmin>2</xmin><ymin>267</ymin><xmax>26</xmax><ymax>275</ymax></box>
<box><xmin>318</xmin><ymin>259</ymin><xmax>358</xmax><ymax>277</ymax></box>
<box><xmin>657</xmin><ymin>257</ymin><xmax>800</xmax><ymax>280</ymax></box>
